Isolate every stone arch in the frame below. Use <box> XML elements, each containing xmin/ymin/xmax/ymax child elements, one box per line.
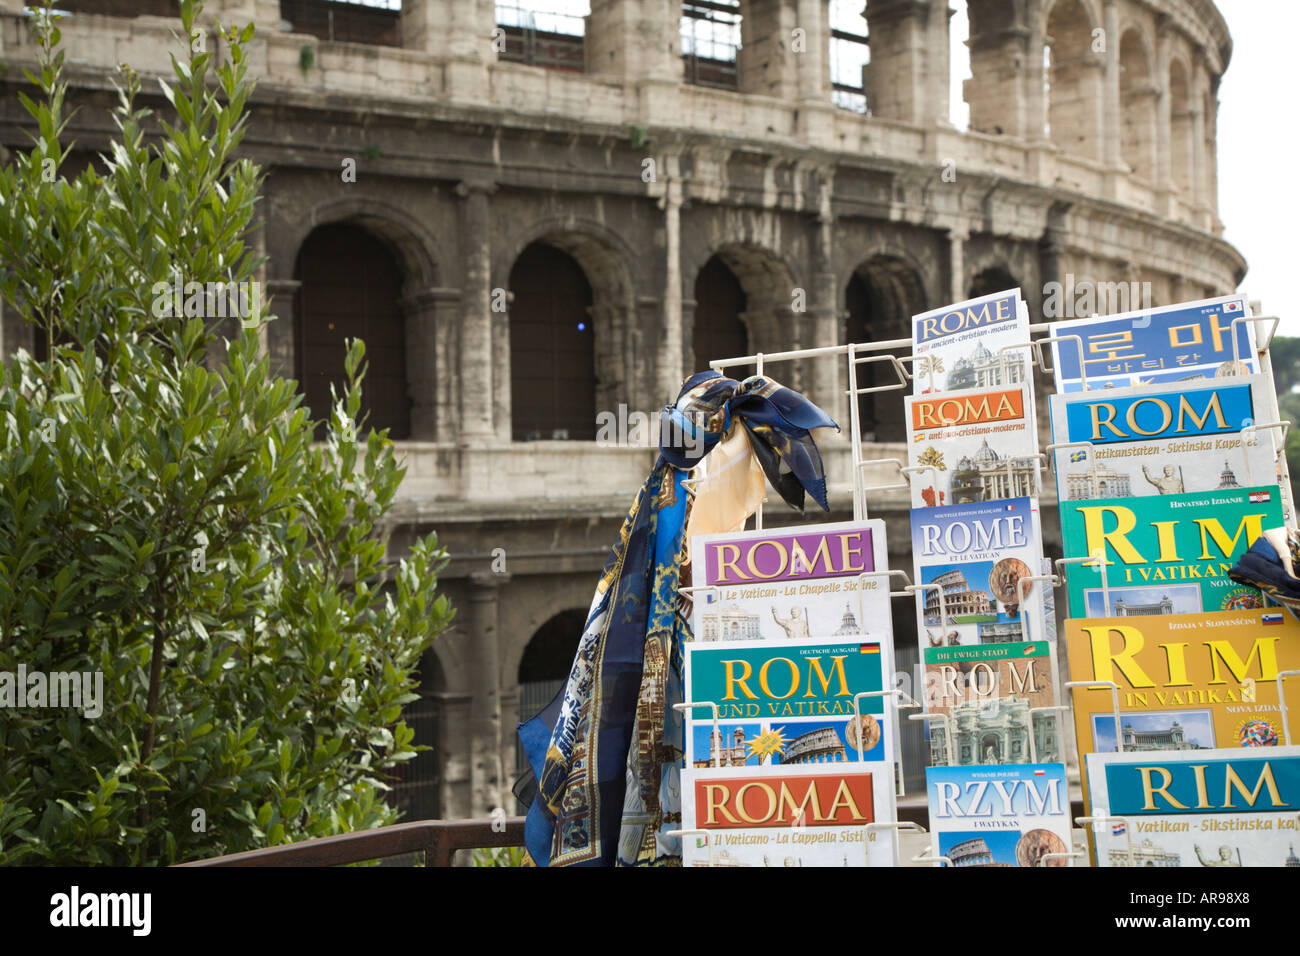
<box><xmin>272</xmin><ymin>195</ymin><xmax>445</xmax><ymax>440</ymax></box>
<box><xmin>968</xmin><ymin>264</ymin><xmax>1021</xmax><ymax>300</ymax></box>
<box><xmin>498</xmin><ymin>218</ymin><xmax>640</xmax><ymax>435</ymax></box>
<box><xmin>1119</xmin><ymin>26</ymin><xmax>1157</xmax><ymax>181</ymax></box>
<box><xmin>844</xmin><ymin>254</ymin><xmax>927</xmax><ymax>443</ymax></box>
<box><xmin>513</xmin><ymin>607</ymin><xmax>587</xmax><ymax>776</ymax></box>
<box><xmin>1168</xmin><ymin>56</ymin><xmax>1195</xmax><ymax>198</ymax></box>
<box><xmin>689</xmin><ymin>242</ymin><xmax>802</xmax><ymax>376</ymax></box>
<box><xmin>1043</xmin><ymin>0</ymin><xmax>1104</xmax><ymax>160</ymax></box>
<box><xmin>293</xmin><ymin>221</ymin><xmax>412</xmax><ymax>439</ymax></box>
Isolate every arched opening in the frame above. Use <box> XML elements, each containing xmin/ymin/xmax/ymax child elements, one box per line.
<box><xmin>968</xmin><ymin>266</ymin><xmax>1019</xmax><ymax>301</ymax></box>
<box><xmin>1169</xmin><ymin>59</ymin><xmax>1194</xmax><ymax>198</ymax></box>
<box><xmin>389</xmin><ymin>649</ymin><xmax>446</xmax><ymax>821</ymax></box>
<box><xmin>496</xmin><ymin>0</ymin><xmax>587</xmax><ymax>72</ymax></box>
<box><xmin>1119</xmin><ymin>29</ymin><xmax>1156</xmax><ymax>181</ymax></box>
<box><xmin>682</xmin><ymin>1</ymin><xmax>741</xmax><ymax>90</ymax></box>
<box><xmin>829</xmin><ymin>0</ymin><xmax>870</xmax><ymax>113</ymax></box>
<box><xmin>294</xmin><ymin>222</ymin><xmax>410</xmax><ymax>440</ymax></box>
<box><xmin>1044</xmin><ymin>0</ymin><xmax>1102</xmax><ymax>160</ymax></box>
<box><xmin>693</xmin><ymin>255</ymin><xmax>749</xmax><ymax>372</ymax></box>
<box><xmin>844</xmin><ymin>256</ymin><xmax>926</xmax><ymax>443</ymax></box>
<box><xmin>515</xmin><ymin>608</ymin><xmax>587</xmax><ymax>797</ymax></box>
<box><xmin>509</xmin><ymin>242</ymin><xmax>596</xmax><ymax>441</ymax></box>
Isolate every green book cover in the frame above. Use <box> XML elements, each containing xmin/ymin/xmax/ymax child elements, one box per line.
<box><xmin>1059</xmin><ymin>485</ymin><xmax>1283</xmax><ymax>618</ymax></box>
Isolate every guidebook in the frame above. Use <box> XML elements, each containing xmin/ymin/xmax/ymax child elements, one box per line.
<box><xmin>1065</xmin><ymin>609</ymin><xmax>1300</xmax><ymax>767</ymax></box>
<box><xmin>682</xmin><ymin>639</ymin><xmax>893</xmax><ymax>767</ymax></box>
<box><xmin>911</xmin><ymin>290</ymin><xmax>1031</xmax><ymax>397</ymax></box>
<box><xmin>922</xmin><ymin>641</ymin><xmax>1062</xmax><ymax>765</ymax></box>
<box><xmin>905</xmin><ymin>384</ymin><xmax>1040</xmax><ymax>508</ymax></box>
<box><xmin>1048</xmin><ymin>376</ymin><xmax>1278</xmax><ymax>501</ymax></box>
<box><xmin>910</xmin><ymin>497</ymin><xmax>1045</xmax><ymax>648</ymax></box>
<box><xmin>1048</xmin><ymin>294</ymin><xmax>1257</xmax><ymax>393</ymax></box>
<box><xmin>689</xmin><ymin>520</ymin><xmax>891</xmax><ymax>644</ymax></box>
<box><xmin>1058</xmin><ymin>485</ymin><xmax>1285</xmax><ymax>617</ymax></box>
<box><xmin>926</xmin><ymin>763</ymin><xmax>1072</xmax><ymax>867</ymax></box>
<box><xmin>1084</xmin><ymin>748</ymin><xmax>1300</xmax><ymax>867</ymax></box>
<box><xmin>680</xmin><ymin>762</ymin><xmax>899</xmax><ymax>866</ymax></box>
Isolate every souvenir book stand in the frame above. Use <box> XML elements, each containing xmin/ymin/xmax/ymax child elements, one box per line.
<box><xmin>677</xmin><ymin>305</ymin><xmax>1295</xmax><ymax>866</ymax></box>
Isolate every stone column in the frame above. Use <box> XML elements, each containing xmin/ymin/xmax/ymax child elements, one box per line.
<box><xmin>947</xmin><ymin>225</ymin><xmax>967</xmax><ymax>303</ymax></box>
<box><xmin>1154</xmin><ymin>15</ymin><xmax>1174</xmax><ymax>217</ymax></box>
<box><xmin>1191</xmin><ymin>55</ymin><xmax>1208</xmax><ymax>224</ymax></box>
<box><xmin>793</xmin><ymin>0</ymin><xmax>834</xmax><ymax>144</ymax></box>
<box><xmin>739</xmin><ymin>0</ymin><xmax>798</xmax><ymax>99</ymax></box>
<box><xmin>1204</xmin><ymin>77</ymin><xmax>1221</xmax><ymax>226</ymax></box>
<box><xmin>587</xmin><ymin>0</ymin><xmax>683</xmax><ymax>82</ymax></box>
<box><xmin>264</xmin><ymin>278</ymin><xmax>301</xmax><ymax>379</ymax></box>
<box><xmin>658</xmin><ymin>153</ymin><xmax>685</xmax><ymax>402</ymax></box>
<box><xmin>1101</xmin><ymin>0</ymin><xmax>1122</xmax><ymax>186</ymax></box>
<box><xmin>967</xmin><ymin>1</ymin><xmax>1034</xmax><ymax>140</ymax></box>
<box><xmin>865</xmin><ymin>0</ymin><xmax>949</xmax><ymax>126</ymax></box>
<box><xmin>403</xmin><ymin>0</ymin><xmax>494</xmax><ymax>97</ymax></box>
<box><xmin>456</xmin><ymin>180</ymin><xmax>497</xmax><ymax>441</ymax></box>
<box><xmin>808</xmin><ymin>169</ymin><xmax>840</xmax><ymax>418</ymax></box>
<box><xmin>466</xmin><ymin>572</ymin><xmax>508</xmax><ymax>817</ymax></box>
<box><xmin>401</xmin><ymin>286</ymin><xmax>461</xmax><ymax>441</ymax></box>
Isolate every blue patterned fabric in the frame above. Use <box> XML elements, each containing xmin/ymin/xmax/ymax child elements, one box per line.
<box><xmin>1229</xmin><ymin>529</ymin><xmax>1300</xmax><ymax>611</ymax></box>
<box><xmin>518</xmin><ymin>370</ymin><xmax>837</xmax><ymax>866</ymax></box>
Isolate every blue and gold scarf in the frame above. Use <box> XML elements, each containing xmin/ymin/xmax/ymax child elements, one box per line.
<box><xmin>518</xmin><ymin>370</ymin><xmax>837</xmax><ymax>866</ymax></box>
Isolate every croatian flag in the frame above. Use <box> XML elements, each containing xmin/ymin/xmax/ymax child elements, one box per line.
<box><xmin>1249</xmin><ymin>491</ymin><xmax>1270</xmax><ymax>503</ymax></box>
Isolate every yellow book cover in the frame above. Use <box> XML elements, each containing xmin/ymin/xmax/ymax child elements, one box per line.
<box><xmin>1066</xmin><ymin>609</ymin><xmax>1300</xmax><ymax>775</ymax></box>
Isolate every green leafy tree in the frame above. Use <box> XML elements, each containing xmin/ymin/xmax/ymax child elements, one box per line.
<box><xmin>0</xmin><ymin>2</ymin><xmax>451</xmax><ymax>864</ymax></box>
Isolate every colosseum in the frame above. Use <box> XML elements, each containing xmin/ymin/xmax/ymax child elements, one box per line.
<box><xmin>0</xmin><ymin>0</ymin><xmax>1242</xmax><ymax>822</ymax></box>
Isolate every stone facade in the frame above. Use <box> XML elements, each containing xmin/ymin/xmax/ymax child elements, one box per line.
<box><xmin>0</xmin><ymin>0</ymin><xmax>1242</xmax><ymax>820</ymax></box>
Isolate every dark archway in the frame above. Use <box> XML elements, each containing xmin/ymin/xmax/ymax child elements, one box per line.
<box><xmin>845</xmin><ymin>256</ymin><xmax>927</xmax><ymax>442</ymax></box>
<box><xmin>968</xmin><ymin>266</ymin><xmax>1020</xmax><ymax>301</ymax></box>
<box><xmin>388</xmin><ymin>649</ymin><xmax>447</xmax><ymax>822</ymax></box>
<box><xmin>693</xmin><ymin>254</ymin><xmax>749</xmax><ymax>372</ymax></box>
<box><xmin>509</xmin><ymin>242</ymin><xmax>596</xmax><ymax>441</ymax></box>
<box><xmin>515</xmin><ymin>608</ymin><xmax>587</xmax><ymax>796</ymax></box>
<box><xmin>294</xmin><ymin>222</ymin><xmax>410</xmax><ymax>439</ymax></box>
<box><xmin>1119</xmin><ymin>29</ymin><xmax>1156</xmax><ymax>182</ymax></box>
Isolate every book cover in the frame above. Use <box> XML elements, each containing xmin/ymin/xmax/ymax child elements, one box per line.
<box><xmin>680</xmin><ymin>763</ymin><xmax>898</xmax><ymax>866</ymax></box>
<box><xmin>909</xmin><ymin>497</ymin><xmax>1045</xmax><ymax>647</ymax></box>
<box><xmin>689</xmin><ymin>520</ymin><xmax>890</xmax><ymax>643</ymax></box>
<box><xmin>926</xmin><ymin>763</ymin><xmax>1073</xmax><ymax>867</ymax></box>
<box><xmin>1048</xmin><ymin>294</ymin><xmax>1257</xmax><ymax>394</ymax></box>
<box><xmin>1084</xmin><ymin>748</ymin><xmax>1300</xmax><ymax>867</ymax></box>
<box><xmin>922</xmin><ymin>641</ymin><xmax>1062</xmax><ymax>765</ymax></box>
<box><xmin>1065</xmin><ymin>609</ymin><xmax>1300</xmax><ymax>768</ymax></box>
<box><xmin>905</xmin><ymin>384</ymin><xmax>1040</xmax><ymax>508</ymax></box>
<box><xmin>683</xmin><ymin>639</ymin><xmax>893</xmax><ymax>766</ymax></box>
<box><xmin>1058</xmin><ymin>485</ymin><xmax>1285</xmax><ymax>617</ymax></box>
<box><xmin>1048</xmin><ymin>377</ymin><xmax>1278</xmax><ymax>500</ymax></box>
<box><xmin>911</xmin><ymin>290</ymin><xmax>1031</xmax><ymax>396</ymax></box>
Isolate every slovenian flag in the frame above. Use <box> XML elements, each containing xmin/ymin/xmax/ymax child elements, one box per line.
<box><xmin>1263</xmin><ymin>612</ymin><xmax>1284</xmax><ymax>625</ymax></box>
